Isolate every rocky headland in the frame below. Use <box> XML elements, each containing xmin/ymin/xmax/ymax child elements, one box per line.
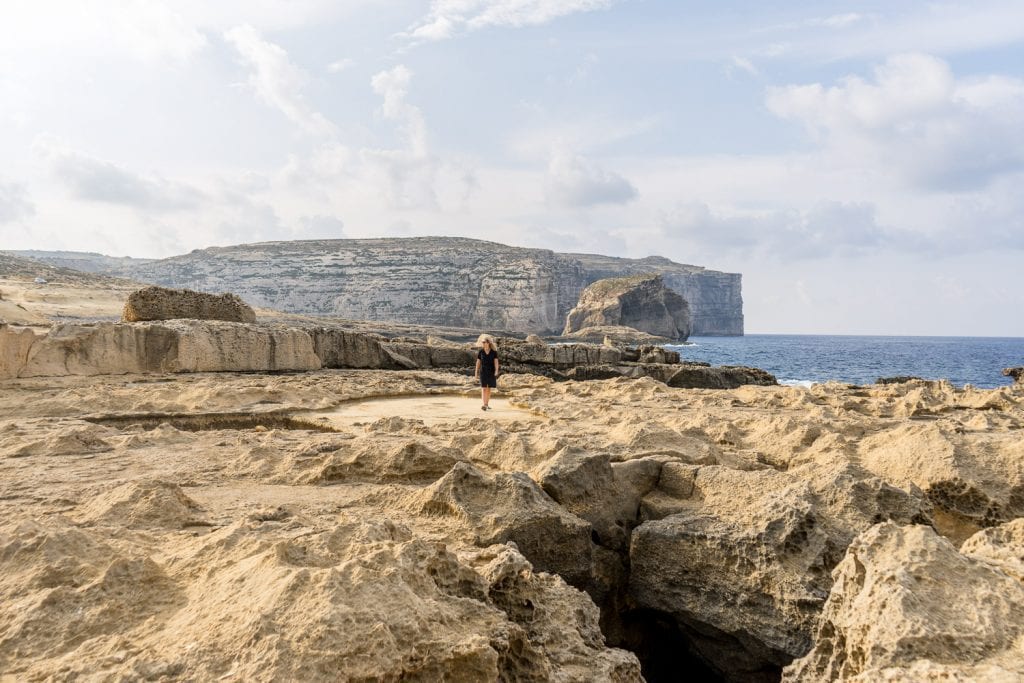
<box><xmin>10</xmin><ymin>238</ymin><xmax>743</xmax><ymax>335</ymax></box>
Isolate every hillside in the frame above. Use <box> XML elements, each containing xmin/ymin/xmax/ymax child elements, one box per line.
<box><xmin>109</xmin><ymin>238</ymin><xmax>743</xmax><ymax>335</ymax></box>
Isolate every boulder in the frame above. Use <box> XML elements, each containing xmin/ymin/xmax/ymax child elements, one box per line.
<box><xmin>563</xmin><ymin>275</ymin><xmax>691</xmax><ymax>340</ymax></box>
<box><xmin>122</xmin><ymin>286</ymin><xmax>256</xmax><ymax>323</ymax></box>
<box><xmin>1003</xmin><ymin>367</ymin><xmax>1024</xmax><ymax>384</ymax></box>
<box><xmin>783</xmin><ymin>522</ymin><xmax>1024</xmax><ymax>682</ymax></box>
<box><xmin>406</xmin><ymin>462</ymin><xmax>596</xmax><ymax>590</ymax></box>
<box><xmin>627</xmin><ymin>462</ymin><xmax>932</xmax><ymax>681</ymax></box>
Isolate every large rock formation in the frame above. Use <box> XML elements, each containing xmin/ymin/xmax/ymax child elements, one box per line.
<box><xmin>568</xmin><ymin>252</ymin><xmax>743</xmax><ymax>335</ymax></box>
<box><xmin>563</xmin><ymin>275</ymin><xmax>691</xmax><ymax>340</ymax></box>
<box><xmin>122</xmin><ymin>286</ymin><xmax>256</xmax><ymax>323</ymax></box>
<box><xmin>65</xmin><ymin>238</ymin><xmax>743</xmax><ymax>335</ymax></box>
<box><xmin>0</xmin><ymin>321</ymin><xmax>320</xmax><ymax>376</ymax></box>
<box><xmin>0</xmin><ymin>321</ymin><xmax>774</xmax><ymax>388</ymax></box>
<box><xmin>783</xmin><ymin>522</ymin><xmax>1024</xmax><ymax>682</ymax></box>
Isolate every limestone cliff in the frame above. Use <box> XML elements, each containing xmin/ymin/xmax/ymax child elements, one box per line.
<box><xmin>102</xmin><ymin>238</ymin><xmax>742</xmax><ymax>335</ymax></box>
<box><xmin>568</xmin><ymin>253</ymin><xmax>743</xmax><ymax>336</ymax></box>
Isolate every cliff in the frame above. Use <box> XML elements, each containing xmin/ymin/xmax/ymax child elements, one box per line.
<box><xmin>84</xmin><ymin>238</ymin><xmax>742</xmax><ymax>335</ymax></box>
<box><xmin>567</xmin><ymin>252</ymin><xmax>743</xmax><ymax>335</ymax></box>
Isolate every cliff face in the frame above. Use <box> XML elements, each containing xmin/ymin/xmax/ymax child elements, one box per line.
<box><xmin>110</xmin><ymin>238</ymin><xmax>742</xmax><ymax>335</ymax></box>
<box><xmin>567</xmin><ymin>253</ymin><xmax>743</xmax><ymax>336</ymax></box>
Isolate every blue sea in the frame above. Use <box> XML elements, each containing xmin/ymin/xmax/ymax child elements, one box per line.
<box><xmin>667</xmin><ymin>335</ymin><xmax>1024</xmax><ymax>389</ymax></box>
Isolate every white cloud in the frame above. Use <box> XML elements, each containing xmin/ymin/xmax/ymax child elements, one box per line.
<box><xmin>763</xmin><ymin>2</ymin><xmax>1024</xmax><ymax>61</ymax></box>
<box><xmin>298</xmin><ymin>214</ymin><xmax>346</xmax><ymax>239</ymax></box>
<box><xmin>545</xmin><ymin>150</ymin><xmax>637</xmax><ymax>207</ymax></box>
<box><xmin>0</xmin><ymin>1</ymin><xmax>207</xmax><ymax>63</ymax></box>
<box><xmin>224</xmin><ymin>24</ymin><xmax>336</xmax><ymax>137</ymax></box>
<box><xmin>660</xmin><ymin>200</ymin><xmax>904</xmax><ymax>260</ymax></box>
<box><xmin>766</xmin><ymin>53</ymin><xmax>1024</xmax><ymax>190</ymax></box>
<box><xmin>37</xmin><ymin>141</ymin><xmax>206</xmax><ymax>212</ymax></box>
<box><xmin>371</xmin><ymin>65</ymin><xmax>427</xmax><ymax>157</ymax></box>
<box><xmin>327</xmin><ymin>58</ymin><xmax>355</xmax><ymax>73</ymax></box>
<box><xmin>727</xmin><ymin>56</ymin><xmax>759</xmax><ymax>77</ymax></box>
<box><xmin>817</xmin><ymin>13</ymin><xmax>865</xmax><ymax>28</ymax></box>
<box><xmin>402</xmin><ymin>0</ymin><xmax>616</xmax><ymax>44</ymax></box>
<box><xmin>0</xmin><ymin>181</ymin><xmax>34</xmax><ymax>223</ymax></box>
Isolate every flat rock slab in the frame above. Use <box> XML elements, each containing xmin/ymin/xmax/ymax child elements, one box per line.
<box><xmin>299</xmin><ymin>395</ymin><xmax>544</xmax><ymax>427</ymax></box>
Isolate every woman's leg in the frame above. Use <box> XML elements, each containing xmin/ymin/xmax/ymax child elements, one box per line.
<box><xmin>483</xmin><ymin>386</ymin><xmax>491</xmax><ymax>408</ymax></box>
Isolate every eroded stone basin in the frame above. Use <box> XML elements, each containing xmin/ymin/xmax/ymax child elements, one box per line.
<box><xmin>296</xmin><ymin>394</ymin><xmax>545</xmax><ymax>427</ymax></box>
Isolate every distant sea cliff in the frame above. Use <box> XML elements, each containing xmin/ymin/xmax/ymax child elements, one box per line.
<box><xmin>8</xmin><ymin>238</ymin><xmax>744</xmax><ymax>335</ymax></box>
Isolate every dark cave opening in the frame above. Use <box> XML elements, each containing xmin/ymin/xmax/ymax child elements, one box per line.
<box><xmin>611</xmin><ymin>608</ymin><xmax>726</xmax><ymax>683</ymax></box>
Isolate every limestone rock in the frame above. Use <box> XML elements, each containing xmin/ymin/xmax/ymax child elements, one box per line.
<box><xmin>561</xmin><ymin>325</ymin><xmax>671</xmax><ymax>345</ymax></box>
<box><xmin>629</xmin><ymin>467</ymin><xmax>830</xmax><ymax>680</ymax></box>
<box><xmin>74</xmin><ymin>480</ymin><xmax>207</xmax><ymax>529</ymax></box>
<box><xmin>627</xmin><ymin>461</ymin><xmax>933</xmax><ymax>682</ymax></box>
<box><xmin>1003</xmin><ymin>366</ymin><xmax>1024</xmax><ymax>384</ymax></box>
<box><xmin>0</xmin><ymin>324</ymin><xmax>41</xmax><ymax>379</ymax></box>
<box><xmin>110</xmin><ymin>237</ymin><xmax>741</xmax><ymax>335</ymax></box>
<box><xmin>782</xmin><ymin>522</ymin><xmax>1024</xmax><ymax>682</ymax></box>
<box><xmin>2</xmin><ymin>321</ymin><xmax>320</xmax><ymax>378</ymax></box>
<box><xmin>960</xmin><ymin>518</ymin><xmax>1024</xmax><ymax>582</ymax></box>
<box><xmin>563</xmin><ymin>274</ymin><xmax>691</xmax><ymax>340</ymax></box>
<box><xmin>122</xmin><ymin>286</ymin><xmax>256</xmax><ymax>323</ymax></box>
<box><xmin>407</xmin><ymin>462</ymin><xmax>596</xmax><ymax>590</ymax></box>
<box><xmin>305</xmin><ymin>327</ymin><xmax>408</xmax><ymax>369</ymax></box>
<box><xmin>0</xmin><ymin>516</ymin><xmax>641</xmax><ymax>681</ymax></box>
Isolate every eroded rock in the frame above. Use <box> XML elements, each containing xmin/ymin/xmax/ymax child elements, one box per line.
<box><xmin>564</xmin><ymin>275</ymin><xmax>691</xmax><ymax>340</ymax></box>
<box><xmin>122</xmin><ymin>286</ymin><xmax>256</xmax><ymax>323</ymax></box>
<box><xmin>783</xmin><ymin>522</ymin><xmax>1024</xmax><ymax>682</ymax></box>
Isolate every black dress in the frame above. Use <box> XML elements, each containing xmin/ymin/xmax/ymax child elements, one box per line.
<box><xmin>478</xmin><ymin>349</ymin><xmax>498</xmax><ymax>388</ymax></box>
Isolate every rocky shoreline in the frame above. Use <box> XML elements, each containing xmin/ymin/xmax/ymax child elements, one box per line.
<box><xmin>0</xmin><ymin>320</ymin><xmax>775</xmax><ymax>390</ymax></box>
<box><xmin>1</xmin><ymin>359</ymin><xmax>1022</xmax><ymax>680</ymax></box>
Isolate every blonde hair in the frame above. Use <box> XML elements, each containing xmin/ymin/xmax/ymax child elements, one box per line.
<box><xmin>476</xmin><ymin>334</ymin><xmax>498</xmax><ymax>351</ymax></box>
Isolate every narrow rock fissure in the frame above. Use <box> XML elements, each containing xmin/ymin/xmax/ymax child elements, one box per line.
<box><xmin>580</xmin><ymin>537</ymin><xmax>785</xmax><ymax>683</ymax></box>
<box><xmin>84</xmin><ymin>412</ymin><xmax>344</xmax><ymax>433</ymax></box>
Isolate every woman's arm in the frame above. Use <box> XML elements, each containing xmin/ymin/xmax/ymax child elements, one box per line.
<box><xmin>475</xmin><ymin>358</ymin><xmax>481</xmax><ymax>377</ymax></box>
<box><xmin>494</xmin><ymin>356</ymin><xmax>500</xmax><ymax>376</ymax></box>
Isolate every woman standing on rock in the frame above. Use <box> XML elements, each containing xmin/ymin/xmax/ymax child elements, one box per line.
<box><xmin>475</xmin><ymin>335</ymin><xmax>500</xmax><ymax>410</ymax></box>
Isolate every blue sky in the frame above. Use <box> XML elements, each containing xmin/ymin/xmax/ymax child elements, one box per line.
<box><xmin>1</xmin><ymin>1</ymin><xmax>1023</xmax><ymax>335</ymax></box>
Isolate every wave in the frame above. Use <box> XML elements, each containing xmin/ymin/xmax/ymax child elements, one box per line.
<box><xmin>779</xmin><ymin>379</ymin><xmax>815</xmax><ymax>388</ymax></box>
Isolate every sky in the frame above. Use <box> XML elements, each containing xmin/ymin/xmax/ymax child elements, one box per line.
<box><xmin>1</xmin><ymin>0</ymin><xmax>1022</xmax><ymax>336</ymax></box>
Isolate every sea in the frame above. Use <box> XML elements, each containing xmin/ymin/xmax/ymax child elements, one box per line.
<box><xmin>667</xmin><ymin>335</ymin><xmax>1024</xmax><ymax>389</ymax></box>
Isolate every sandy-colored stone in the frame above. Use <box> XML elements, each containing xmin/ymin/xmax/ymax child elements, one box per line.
<box><xmin>783</xmin><ymin>522</ymin><xmax>1024</xmax><ymax>682</ymax></box>
<box><xmin>2</xmin><ymin>362</ymin><xmax>1023</xmax><ymax>680</ymax></box>
<box><xmin>122</xmin><ymin>285</ymin><xmax>256</xmax><ymax>323</ymax></box>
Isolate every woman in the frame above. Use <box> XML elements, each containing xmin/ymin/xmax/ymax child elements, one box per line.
<box><xmin>475</xmin><ymin>335</ymin><xmax>500</xmax><ymax>411</ymax></box>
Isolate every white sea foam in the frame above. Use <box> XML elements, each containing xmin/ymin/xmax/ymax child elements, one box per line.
<box><xmin>779</xmin><ymin>379</ymin><xmax>815</xmax><ymax>388</ymax></box>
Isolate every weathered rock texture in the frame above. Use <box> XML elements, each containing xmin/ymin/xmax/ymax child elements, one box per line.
<box><xmin>569</xmin><ymin>251</ymin><xmax>743</xmax><ymax>335</ymax></box>
<box><xmin>0</xmin><ymin>322</ymin><xmax>774</xmax><ymax>389</ymax></box>
<box><xmin>123</xmin><ymin>286</ymin><xmax>256</xmax><ymax>323</ymax></box>
<box><xmin>100</xmin><ymin>238</ymin><xmax>742</xmax><ymax>335</ymax></box>
<box><xmin>2</xmin><ymin>367</ymin><xmax>1023</xmax><ymax>681</ymax></box>
<box><xmin>563</xmin><ymin>275</ymin><xmax>691</xmax><ymax>340</ymax></box>
<box><xmin>783</xmin><ymin>522</ymin><xmax>1024</xmax><ymax>682</ymax></box>
<box><xmin>1004</xmin><ymin>366</ymin><xmax>1024</xmax><ymax>384</ymax></box>
<box><xmin>0</xmin><ymin>321</ymin><xmax>319</xmax><ymax>377</ymax></box>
